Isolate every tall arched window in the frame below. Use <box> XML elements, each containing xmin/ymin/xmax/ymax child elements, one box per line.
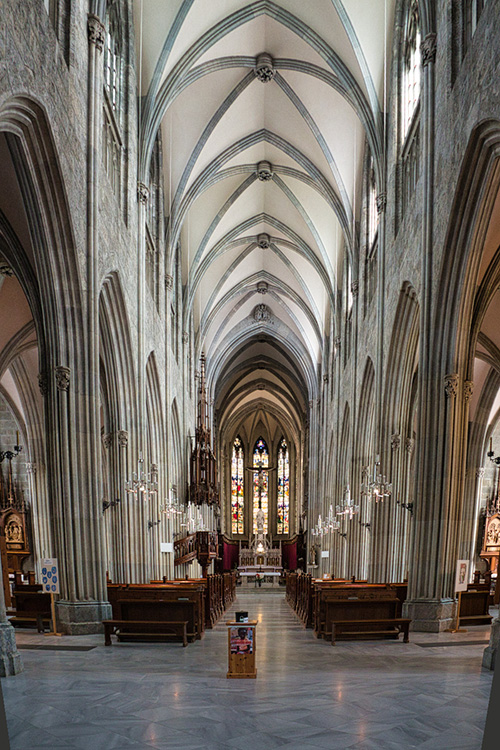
<box><xmin>231</xmin><ymin>437</ymin><xmax>244</xmax><ymax>534</ymax></box>
<box><xmin>402</xmin><ymin>2</ymin><xmax>421</xmax><ymax>140</ymax></box>
<box><xmin>277</xmin><ymin>438</ymin><xmax>289</xmax><ymax>535</ymax></box>
<box><xmin>102</xmin><ymin>1</ymin><xmax>123</xmax><ymax>201</ymax></box>
<box><xmin>104</xmin><ymin>2</ymin><xmax>122</xmax><ymax>114</ymax></box>
<box><xmin>400</xmin><ymin>1</ymin><xmax>421</xmax><ymax>215</ymax></box>
<box><xmin>253</xmin><ymin>437</ymin><xmax>269</xmax><ymax>533</ymax></box>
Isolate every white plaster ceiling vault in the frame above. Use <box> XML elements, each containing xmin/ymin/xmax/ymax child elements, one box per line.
<box><xmin>134</xmin><ymin>0</ymin><xmax>395</xmax><ymax>431</ymax></box>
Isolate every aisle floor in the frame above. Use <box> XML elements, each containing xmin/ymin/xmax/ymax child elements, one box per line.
<box><xmin>1</xmin><ymin>591</ymin><xmax>494</xmax><ymax>749</ymax></box>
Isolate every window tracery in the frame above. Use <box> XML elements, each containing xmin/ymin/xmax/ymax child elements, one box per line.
<box><xmin>277</xmin><ymin>438</ymin><xmax>289</xmax><ymax>535</ymax></box>
<box><xmin>253</xmin><ymin>438</ymin><xmax>269</xmax><ymax>534</ymax></box>
<box><xmin>231</xmin><ymin>437</ymin><xmax>244</xmax><ymax>534</ymax></box>
<box><xmin>102</xmin><ymin>1</ymin><xmax>123</xmax><ymax>202</ymax></box>
<box><xmin>400</xmin><ymin>1</ymin><xmax>421</xmax><ymax>215</ymax></box>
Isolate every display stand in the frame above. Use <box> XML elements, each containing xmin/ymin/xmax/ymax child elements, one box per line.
<box><xmin>44</xmin><ymin>592</ymin><xmax>62</xmax><ymax>637</ymax></box>
<box><xmin>226</xmin><ymin>620</ymin><xmax>257</xmax><ymax>679</ymax></box>
<box><xmin>446</xmin><ymin>559</ymin><xmax>469</xmax><ymax>634</ymax></box>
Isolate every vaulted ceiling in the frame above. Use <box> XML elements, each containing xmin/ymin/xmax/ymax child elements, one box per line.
<box><xmin>134</xmin><ymin>0</ymin><xmax>396</xmax><ymax>432</ymax></box>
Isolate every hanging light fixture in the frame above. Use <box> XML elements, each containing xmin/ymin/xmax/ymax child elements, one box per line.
<box><xmin>125</xmin><ymin>453</ymin><xmax>158</xmax><ymax>501</ymax></box>
<box><xmin>336</xmin><ymin>484</ymin><xmax>360</xmax><ymax>519</ymax></box>
<box><xmin>368</xmin><ymin>456</ymin><xmax>392</xmax><ymax>503</ymax></box>
<box><xmin>161</xmin><ymin>488</ymin><xmax>183</xmax><ymax>519</ymax></box>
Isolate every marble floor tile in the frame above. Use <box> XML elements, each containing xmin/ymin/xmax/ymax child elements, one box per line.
<box><xmin>2</xmin><ymin>590</ymin><xmax>494</xmax><ymax>750</ymax></box>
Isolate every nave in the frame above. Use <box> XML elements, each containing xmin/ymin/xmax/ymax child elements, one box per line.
<box><xmin>2</xmin><ymin>590</ymin><xmax>493</xmax><ymax>750</ymax></box>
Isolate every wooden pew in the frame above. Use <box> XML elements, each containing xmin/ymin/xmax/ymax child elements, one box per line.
<box><xmin>107</xmin><ymin>583</ymin><xmax>205</xmax><ymax>642</ymax></box>
<box><xmin>459</xmin><ymin>590</ymin><xmax>492</xmax><ymax>626</ymax></box>
<box><xmin>8</xmin><ymin>589</ymin><xmax>51</xmax><ymax>631</ymax></box>
<box><xmin>315</xmin><ymin>586</ymin><xmax>411</xmax><ymax>643</ymax></box>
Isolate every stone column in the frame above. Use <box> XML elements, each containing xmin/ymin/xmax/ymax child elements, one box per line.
<box><xmin>403</xmin><ymin>32</ymin><xmax>459</xmax><ymax>631</ymax></box>
<box><xmin>0</xmin><ymin>551</ymin><xmax>23</xmax><ymax>676</ymax></box>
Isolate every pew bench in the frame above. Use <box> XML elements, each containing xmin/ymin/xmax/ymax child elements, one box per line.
<box><xmin>103</xmin><ymin>619</ymin><xmax>188</xmax><ymax>647</ymax></box>
<box><xmin>7</xmin><ymin>610</ymin><xmax>50</xmax><ymax>633</ymax></box>
<box><xmin>330</xmin><ymin>617</ymin><xmax>411</xmax><ymax>645</ymax></box>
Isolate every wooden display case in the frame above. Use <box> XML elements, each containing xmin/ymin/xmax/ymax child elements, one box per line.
<box><xmin>226</xmin><ymin>620</ymin><xmax>257</xmax><ymax>679</ymax></box>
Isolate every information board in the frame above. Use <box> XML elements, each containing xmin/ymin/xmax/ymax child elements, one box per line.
<box><xmin>41</xmin><ymin>558</ymin><xmax>60</xmax><ymax>594</ymax></box>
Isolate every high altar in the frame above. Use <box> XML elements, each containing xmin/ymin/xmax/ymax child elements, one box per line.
<box><xmin>238</xmin><ymin>504</ymin><xmax>282</xmax><ymax>571</ymax></box>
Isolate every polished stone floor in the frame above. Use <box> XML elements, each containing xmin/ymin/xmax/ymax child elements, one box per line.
<box><xmin>1</xmin><ymin>590</ymin><xmax>494</xmax><ymax>749</ymax></box>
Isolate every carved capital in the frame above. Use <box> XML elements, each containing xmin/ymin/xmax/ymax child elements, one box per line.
<box><xmin>376</xmin><ymin>192</ymin><xmax>387</xmax><ymax>214</ymax></box>
<box><xmin>0</xmin><ymin>261</ymin><xmax>14</xmax><ymax>277</ymax></box>
<box><xmin>391</xmin><ymin>433</ymin><xmax>401</xmax><ymax>451</ymax></box>
<box><xmin>444</xmin><ymin>373</ymin><xmax>459</xmax><ymax>399</ymax></box>
<box><xmin>137</xmin><ymin>181</ymin><xmax>149</xmax><ymax>205</ymax></box>
<box><xmin>350</xmin><ymin>280</ymin><xmax>359</xmax><ymax>297</ymax></box>
<box><xmin>102</xmin><ymin>432</ymin><xmax>112</xmax><ymax>449</ymax></box>
<box><xmin>405</xmin><ymin>437</ymin><xmax>414</xmax><ymax>454</ymax></box>
<box><xmin>182</xmin><ymin>331</ymin><xmax>189</xmax><ymax>344</ymax></box>
<box><xmin>464</xmin><ymin>380</ymin><xmax>474</xmax><ymax>402</ymax></box>
<box><xmin>38</xmin><ymin>372</ymin><xmax>48</xmax><ymax>398</ymax></box>
<box><xmin>254</xmin><ymin>53</ymin><xmax>275</xmax><ymax>83</ymax></box>
<box><xmin>323</xmin><ymin>373</ymin><xmax>329</xmax><ymax>383</ymax></box>
<box><xmin>476</xmin><ymin>467</ymin><xmax>485</xmax><ymax>480</ymax></box>
<box><xmin>117</xmin><ymin>430</ymin><xmax>128</xmax><ymax>447</ymax></box>
<box><xmin>165</xmin><ymin>274</ymin><xmax>173</xmax><ymax>290</ymax></box>
<box><xmin>26</xmin><ymin>462</ymin><xmax>37</xmax><ymax>475</ymax></box>
<box><xmin>87</xmin><ymin>14</ymin><xmax>105</xmax><ymax>52</ymax></box>
<box><xmin>55</xmin><ymin>366</ymin><xmax>70</xmax><ymax>392</ymax></box>
<box><xmin>421</xmin><ymin>33</ymin><xmax>437</xmax><ymax>67</ymax></box>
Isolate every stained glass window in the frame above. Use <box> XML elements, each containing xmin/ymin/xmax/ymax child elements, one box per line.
<box><xmin>277</xmin><ymin>438</ymin><xmax>289</xmax><ymax>534</ymax></box>
<box><xmin>231</xmin><ymin>437</ymin><xmax>244</xmax><ymax>534</ymax></box>
<box><xmin>253</xmin><ymin>437</ymin><xmax>269</xmax><ymax>533</ymax></box>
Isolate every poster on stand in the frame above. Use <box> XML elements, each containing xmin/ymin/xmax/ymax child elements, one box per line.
<box><xmin>454</xmin><ymin>559</ymin><xmax>469</xmax><ymax>593</ymax></box>
<box><xmin>230</xmin><ymin>626</ymin><xmax>253</xmax><ymax>655</ymax></box>
<box><xmin>41</xmin><ymin>558</ymin><xmax>60</xmax><ymax>594</ymax></box>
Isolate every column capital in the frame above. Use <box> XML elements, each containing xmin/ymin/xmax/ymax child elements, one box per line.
<box><xmin>405</xmin><ymin>437</ymin><xmax>414</xmax><ymax>454</ymax></box>
<box><xmin>476</xmin><ymin>467</ymin><xmax>485</xmax><ymax>480</ymax></box>
<box><xmin>444</xmin><ymin>373</ymin><xmax>459</xmax><ymax>399</ymax></box>
<box><xmin>421</xmin><ymin>33</ymin><xmax>437</xmax><ymax>67</ymax></box>
<box><xmin>464</xmin><ymin>380</ymin><xmax>474</xmax><ymax>402</ymax></box>
<box><xmin>55</xmin><ymin>366</ymin><xmax>70</xmax><ymax>392</ymax></box>
<box><xmin>38</xmin><ymin>372</ymin><xmax>48</xmax><ymax>398</ymax></box>
<box><xmin>87</xmin><ymin>14</ymin><xmax>105</xmax><ymax>52</ymax></box>
<box><xmin>117</xmin><ymin>430</ymin><xmax>128</xmax><ymax>447</ymax></box>
<box><xmin>165</xmin><ymin>274</ymin><xmax>173</xmax><ymax>290</ymax></box>
<box><xmin>350</xmin><ymin>280</ymin><xmax>359</xmax><ymax>297</ymax></box>
<box><xmin>137</xmin><ymin>182</ymin><xmax>149</xmax><ymax>205</ymax></box>
<box><xmin>391</xmin><ymin>433</ymin><xmax>401</xmax><ymax>451</ymax></box>
<box><xmin>376</xmin><ymin>192</ymin><xmax>387</xmax><ymax>214</ymax></box>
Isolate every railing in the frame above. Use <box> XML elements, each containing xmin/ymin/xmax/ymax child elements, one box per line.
<box><xmin>174</xmin><ymin>533</ymin><xmax>197</xmax><ymax>566</ymax></box>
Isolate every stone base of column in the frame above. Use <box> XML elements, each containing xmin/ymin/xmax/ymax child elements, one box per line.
<box><xmin>482</xmin><ymin>617</ymin><xmax>500</xmax><ymax>671</ymax></box>
<box><xmin>0</xmin><ymin>622</ymin><xmax>23</xmax><ymax>676</ymax></box>
<box><xmin>403</xmin><ymin>598</ymin><xmax>455</xmax><ymax>632</ymax></box>
<box><xmin>56</xmin><ymin>601</ymin><xmax>112</xmax><ymax>635</ymax></box>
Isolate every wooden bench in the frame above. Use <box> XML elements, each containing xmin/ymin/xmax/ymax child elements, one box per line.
<box><xmin>8</xmin><ymin>590</ymin><xmax>51</xmax><ymax>630</ymax></box>
<box><xmin>108</xmin><ymin>585</ymin><xmax>205</xmax><ymax>640</ymax></box>
<box><xmin>459</xmin><ymin>590</ymin><xmax>492</xmax><ymax>626</ymax></box>
<box><xmin>7</xmin><ymin>610</ymin><xmax>50</xmax><ymax>633</ymax></box>
<box><xmin>331</xmin><ymin>617</ymin><xmax>411</xmax><ymax>645</ymax></box>
<box><xmin>103</xmin><ymin>619</ymin><xmax>188</xmax><ymax>647</ymax></box>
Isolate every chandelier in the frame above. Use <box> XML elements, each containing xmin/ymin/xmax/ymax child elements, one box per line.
<box><xmin>360</xmin><ymin>456</ymin><xmax>393</xmax><ymax>504</ymax></box>
<box><xmin>312</xmin><ymin>502</ymin><xmax>340</xmax><ymax>537</ymax></box>
<box><xmin>181</xmin><ymin>502</ymin><xmax>207</xmax><ymax>533</ymax></box>
<box><xmin>125</xmin><ymin>453</ymin><xmax>158</xmax><ymax>501</ymax></box>
<box><xmin>336</xmin><ymin>484</ymin><xmax>360</xmax><ymax>519</ymax></box>
<box><xmin>161</xmin><ymin>489</ymin><xmax>183</xmax><ymax>519</ymax></box>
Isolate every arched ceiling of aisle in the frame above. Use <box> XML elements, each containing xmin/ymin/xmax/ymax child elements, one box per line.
<box><xmin>134</xmin><ymin>0</ymin><xmax>395</xmax><ymax>396</ymax></box>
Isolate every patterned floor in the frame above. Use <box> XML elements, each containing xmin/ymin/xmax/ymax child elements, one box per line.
<box><xmin>1</xmin><ymin>591</ymin><xmax>494</xmax><ymax>749</ymax></box>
